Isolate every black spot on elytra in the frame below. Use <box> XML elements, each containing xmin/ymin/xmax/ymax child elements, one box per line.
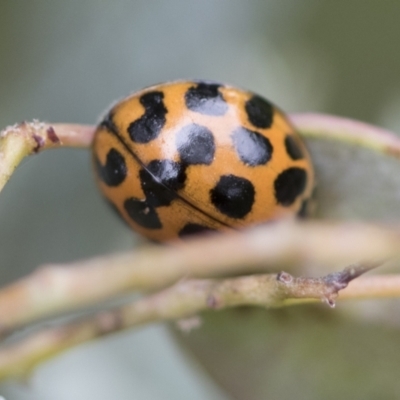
<box><xmin>128</xmin><ymin>91</ymin><xmax>167</xmax><ymax>143</ymax></box>
<box><xmin>185</xmin><ymin>82</ymin><xmax>228</xmax><ymax>116</ymax></box>
<box><xmin>95</xmin><ymin>148</ymin><xmax>127</xmax><ymax>187</ymax></box>
<box><xmin>285</xmin><ymin>135</ymin><xmax>304</xmax><ymax>160</ymax></box>
<box><xmin>124</xmin><ymin>198</ymin><xmax>162</xmax><ymax>229</ymax></box>
<box><xmin>139</xmin><ymin>160</ymin><xmax>187</xmax><ymax>207</ymax></box>
<box><xmin>210</xmin><ymin>174</ymin><xmax>255</xmax><ymax>219</ymax></box>
<box><xmin>176</xmin><ymin>124</ymin><xmax>215</xmax><ymax>165</ymax></box>
<box><xmin>231</xmin><ymin>127</ymin><xmax>273</xmax><ymax>166</ymax></box>
<box><xmin>245</xmin><ymin>95</ymin><xmax>274</xmax><ymax>129</ymax></box>
<box><xmin>274</xmin><ymin>167</ymin><xmax>307</xmax><ymax>206</ymax></box>
<box><xmin>178</xmin><ymin>223</ymin><xmax>216</xmax><ymax>238</ymax></box>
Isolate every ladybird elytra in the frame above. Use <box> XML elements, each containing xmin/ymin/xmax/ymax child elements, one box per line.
<box><xmin>92</xmin><ymin>80</ymin><xmax>315</xmax><ymax>241</ymax></box>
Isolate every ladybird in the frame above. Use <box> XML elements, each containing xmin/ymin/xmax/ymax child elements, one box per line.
<box><xmin>92</xmin><ymin>81</ymin><xmax>314</xmax><ymax>241</ymax></box>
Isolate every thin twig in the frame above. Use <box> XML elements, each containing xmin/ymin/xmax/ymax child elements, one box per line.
<box><xmin>0</xmin><ymin>121</ymin><xmax>94</xmax><ymax>192</ymax></box>
<box><xmin>0</xmin><ymin>264</ymin><xmax>387</xmax><ymax>381</ymax></box>
<box><xmin>290</xmin><ymin>113</ymin><xmax>400</xmax><ymax>159</ymax></box>
<box><xmin>0</xmin><ymin>221</ymin><xmax>397</xmax><ymax>336</ymax></box>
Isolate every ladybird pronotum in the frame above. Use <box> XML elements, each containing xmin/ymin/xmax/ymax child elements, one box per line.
<box><xmin>92</xmin><ymin>81</ymin><xmax>315</xmax><ymax>241</ymax></box>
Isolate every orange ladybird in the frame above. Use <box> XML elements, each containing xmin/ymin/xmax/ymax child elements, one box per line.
<box><xmin>92</xmin><ymin>80</ymin><xmax>314</xmax><ymax>241</ymax></box>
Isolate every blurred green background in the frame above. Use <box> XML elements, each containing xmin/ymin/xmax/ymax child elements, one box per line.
<box><xmin>1</xmin><ymin>1</ymin><xmax>400</xmax><ymax>399</ymax></box>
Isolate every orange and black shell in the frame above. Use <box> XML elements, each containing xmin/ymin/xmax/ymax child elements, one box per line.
<box><xmin>92</xmin><ymin>80</ymin><xmax>314</xmax><ymax>242</ymax></box>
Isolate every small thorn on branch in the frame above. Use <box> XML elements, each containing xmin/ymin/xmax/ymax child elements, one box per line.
<box><xmin>277</xmin><ymin>261</ymin><xmax>379</xmax><ymax>308</ymax></box>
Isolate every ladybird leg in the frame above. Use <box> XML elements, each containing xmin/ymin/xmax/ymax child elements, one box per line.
<box><xmin>0</xmin><ymin>121</ymin><xmax>95</xmax><ymax>192</ymax></box>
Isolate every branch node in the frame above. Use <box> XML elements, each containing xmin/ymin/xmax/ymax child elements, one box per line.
<box><xmin>276</xmin><ymin>271</ymin><xmax>293</xmax><ymax>284</ymax></box>
<box><xmin>46</xmin><ymin>126</ymin><xmax>60</xmax><ymax>144</ymax></box>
